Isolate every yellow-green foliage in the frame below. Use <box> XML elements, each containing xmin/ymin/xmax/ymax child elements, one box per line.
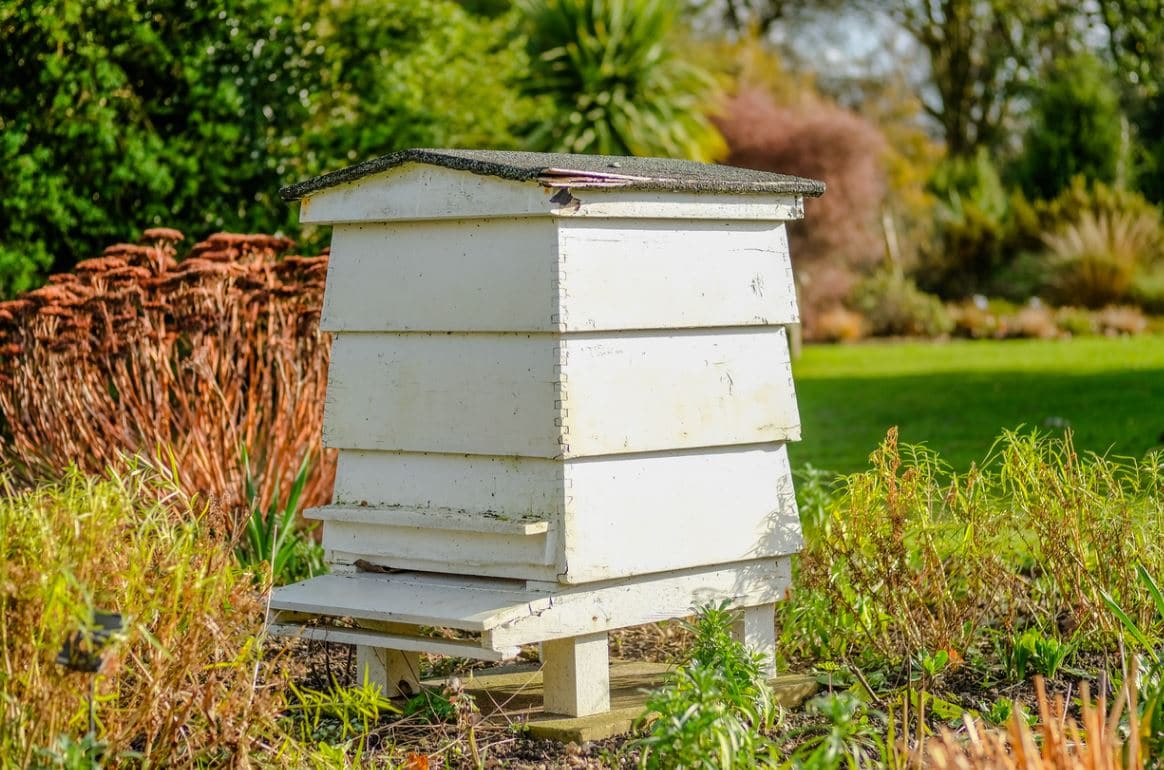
<box><xmin>0</xmin><ymin>462</ymin><xmax>289</xmax><ymax>768</ymax></box>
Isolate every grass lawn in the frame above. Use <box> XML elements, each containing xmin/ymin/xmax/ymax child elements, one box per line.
<box><xmin>789</xmin><ymin>334</ymin><xmax>1164</xmax><ymax>473</ymax></box>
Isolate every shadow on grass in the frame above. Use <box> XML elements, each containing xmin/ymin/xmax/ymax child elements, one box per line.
<box><xmin>790</xmin><ymin>367</ymin><xmax>1164</xmax><ymax>474</ymax></box>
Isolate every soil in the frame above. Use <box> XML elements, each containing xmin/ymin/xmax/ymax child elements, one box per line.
<box><xmin>275</xmin><ymin>627</ymin><xmax>1122</xmax><ymax>769</ymax></box>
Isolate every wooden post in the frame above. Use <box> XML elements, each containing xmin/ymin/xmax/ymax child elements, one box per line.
<box><xmin>542</xmin><ymin>632</ymin><xmax>610</xmax><ymax>717</ymax></box>
<box><xmin>732</xmin><ymin>603</ymin><xmax>777</xmax><ymax>678</ymax></box>
<box><xmin>355</xmin><ymin>621</ymin><xmax>421</xmax><ymax>698</ymax></box>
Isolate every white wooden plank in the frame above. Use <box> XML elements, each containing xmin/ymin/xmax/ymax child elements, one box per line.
<box><xmin>557</xmin><ymin>219</ymin><xmax>797</xmax><ymax>330</ymax></box>
<box><xmin>542</xmin><ymin>633</ymin><xmax>610</xmax><ymax>717</ymax></box>
<box><xmin>485</xmin><ymin>558</ymin><xmax>792</xmax><ymax>648</ymax></box>
<box><xmin>559</xmin><ymin>444</ymin><xmax>801</xmax><ymax>583</ymax></box>
<box><xmin>298</xmin><ymin>164</ymin><xmax>559</xmax><ymax>224</ymax></box>
<box><xmin>321</xmin><ymin>522</ymin><xmax>556</xmax><ymax>580</ymax></box>
<box><xmin>322</xmin><ymin>220</ymin><xmax>558</xmax><ymax>332</ymax></box>
<box><xmin>323</xmin><ymin>333</ymin><xmax>561</xmax><ymax>457</ymax></box>
<box><xmin>271</xmin><ymin>560</ymin><xmax>791</xmax><ymax>650</ymax></box>
<box><xmin>269</xmin><ymin>573</ymin><xmax>551</xmax><ymax>632</ymax></box>
<box><xmin>559</xmin><ymin>189</ymin><xmax>804</xmax><ymax>221</ymax></box>
<box><xmin>560</xmin><ymin>328</ymin><xmax>800</xmax><ymax>457</ymax></box>
<box><xmin>307</xmin><ymin>505</ymin><xmax>548</xmax><ymax>536</ymax></box>
<box><xmin>332</xmin><ymin>450</ymin><xmax>565</xmax><ymax>517</ymax></box>
<box><xmin>268</xmin><ymin>623</ymin><xmax>517</xmax><ymax>661</ymax></box>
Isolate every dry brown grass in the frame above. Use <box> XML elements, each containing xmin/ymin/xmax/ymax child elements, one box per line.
<box><xmin>0</xmin><ymin>229</ymin><xmax>333</xmax><ymax>517</ymax></box>
<box><xmin>925</xmin><ymin>675</ymin><xmax>1147</xmax><ymax>770</ymax></box>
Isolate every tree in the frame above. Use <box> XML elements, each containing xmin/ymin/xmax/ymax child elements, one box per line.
<box><xmin>887</xmin><ymin>0</ymin><xmax>1076</xmax><ymax>157</ymax></box>
<box><xmin>1095</xmin><ymin>0</ymin><xmax>1164</xmax><ymax>201</ymax></box>
<box><xmin>1015</xmin><ymin>53</ymin><xmax>1125</xmax><ymax>200</ymax></box>
<box><xmin>685</xmin><ymin>0</ymin><xmax>847</xmax><ymax>37</ymax></box>
<box><xmin>520</xmin><ymin>0</ymin><xmax>726</xmax><ymax>160</ymax></box>
<box><xmin>0</xmin><ymin>0</ymin><xmax>533</xmax><ymax>296</ymax></box>
<box><xmin>0</xmin><ymin>0</ymin><xmax>313</xmax><ymax>292</ymax></box>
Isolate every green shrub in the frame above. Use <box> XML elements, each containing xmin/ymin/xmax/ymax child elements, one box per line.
<box><xmin>852</xmin><ymin>271</ymin><xmax>952</xmax><ymax>337</ymax></box>
<box><xmin>519</xmin><ymin>0</ymin><xmax>724</xmax><ymax>160</ymax></box>
<box><xmin>235</xmin><ymin>448</ymin><xmax>326</xmax><ymax>587</ymax></box>
<box><xmin>916</xmin><ymin>149</ymin><xmax>1014</xmax><ymax>298</ymax></box>
<box><xmin>1015</xmin><ymin>53</ymin><xmax>1125</xmax><ymax>201</ymax></box>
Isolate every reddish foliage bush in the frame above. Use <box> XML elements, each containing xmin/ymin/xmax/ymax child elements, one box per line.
<box><xmin>716</xmin><ymin>88</ymin><xmax>889</xmax><ymax>337</ymax></box>
<box><xmin>0</xmin><ymin>229</ymin><xmax>334</xmax><ymax>516</ymax></box>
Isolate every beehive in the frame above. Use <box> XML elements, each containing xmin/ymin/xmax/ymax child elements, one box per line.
<box><xmin>271</xmin><ymin>149</ymin><xmax>824</xmax><ymax>717</ymax></box>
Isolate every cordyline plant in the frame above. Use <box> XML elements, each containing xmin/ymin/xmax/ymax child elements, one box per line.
<box><xmin>0</xmin><ymin>228</ymin><xmax>334</xmax><ymax>516</ymax></box>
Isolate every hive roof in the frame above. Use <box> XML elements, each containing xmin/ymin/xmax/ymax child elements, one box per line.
<box><xmin>280</xmin><ymin>148</ymin><xmax>826</xmax><ymax>201</ymax></box>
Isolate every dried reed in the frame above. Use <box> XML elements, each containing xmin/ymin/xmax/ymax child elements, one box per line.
<box><xmin>0</xmin><ymin>228</ymin><xmax>334</xmax><ymax>517</ymax></box>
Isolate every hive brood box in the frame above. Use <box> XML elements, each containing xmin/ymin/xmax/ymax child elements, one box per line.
<box><xmin>271</xmin><ymin>149</ymin><xmax>824</xmax><ymax>717</ymax></box>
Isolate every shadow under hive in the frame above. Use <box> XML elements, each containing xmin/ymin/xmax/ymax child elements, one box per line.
<box><xmin>270</xmin><ymin>148</ymin><xmax>825</xmax><ymax>718</ymax></box>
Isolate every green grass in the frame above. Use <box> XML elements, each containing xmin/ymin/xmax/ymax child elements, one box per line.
<box><xmin>790</xmin><ymin>335</ymin><xmax>1164</xmax><ymax>473</ymax></box>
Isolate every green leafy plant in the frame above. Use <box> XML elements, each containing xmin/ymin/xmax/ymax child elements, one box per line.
<box><xmin>31</xmin><ymin>733</ymin><xmax>108</xmax><ymax>770</ymax></box>
<box><xmin>520</xmin><ymin>0</ymin><xmax>725</xmax><ymax>160</ymax></box>
<box><xmin>1001</xmin><ymin>628</ymin><xmax>1074</xmax><ymax>681</ymax></box>
<box><xmin>284</xmin><ymin>675</ymin><xmax>401</xmax><ymax>747</ymax></box>
<box><xmin>1103</xmin><ymin>564</ymin><xmax>1164</xmax><ymax>765</ymax></box>
<box><xmin>851</xmin><ymin>270</ymin><xmax>953</xmax><ymax>338</ymax></box>
<box><xmin>633</xmin><ymin>603</ymin><xmax>778</xmax><ymax>769</ymax></box>
<box><xmin>234</xmin><ymin>448</ymin><xmax>326</xmax><ymax>586</ymax></box>
<box><xmin>782</xmin><ymin>693</ymin><xmax>884</xmax><ymax>770</ymax></box>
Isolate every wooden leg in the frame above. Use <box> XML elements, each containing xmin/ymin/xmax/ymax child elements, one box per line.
<box><xmin>542</xmin><ymin>632</ymin><xmax>610</xmax><ymax>717</ymax></box>
<box><xmin>355</xmin><ymin>621</ymin><xmax>421</xmax><ymax>698</ymax></box>
<box><xmin>732</xmin><ymin>603</ymin><xmax>777</xmax><ymax>678</ymax></box>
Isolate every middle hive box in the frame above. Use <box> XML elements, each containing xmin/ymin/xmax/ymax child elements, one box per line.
<box><xmin>311</xmin><ymin>211</ymin><xmax>804</xmax><ymax>586</ymax></box>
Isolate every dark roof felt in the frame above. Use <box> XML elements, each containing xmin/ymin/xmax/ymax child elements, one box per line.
<box><xmin>280</xmin><ymin>148</ymin><xmax>826</xmax><ymax>201</ymax></box>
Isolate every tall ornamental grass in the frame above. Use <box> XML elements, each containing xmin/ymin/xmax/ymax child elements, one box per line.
<box><xmin>0</xmin><ymin>229</ymin><xmax>333</xmax><ymax>516</ymax></box>
<box><xmin>0</xmin><ymin>462</ymin><xmax>290</xmax><ymax>767</ymax></box>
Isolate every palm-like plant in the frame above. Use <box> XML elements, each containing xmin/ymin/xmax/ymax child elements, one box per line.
<box><xmin>520</xmin><ymin>0</ymin><xmax>725</xmax><ymax>161</ymax></box>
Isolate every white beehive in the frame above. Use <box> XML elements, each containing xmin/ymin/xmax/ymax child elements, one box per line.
<box><xmin>271</xmin><ymin>149</ymin><xmax>824</xmax><ymax>717</ymax></box>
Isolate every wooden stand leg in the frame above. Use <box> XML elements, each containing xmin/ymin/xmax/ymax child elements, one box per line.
<box><xmin>542</xmin><ymin>632</ymin><xmax>610</xmax><ymax>717</ymax></box>
<box><xmin>355</xmin><ymin>621</ymin><xmax>421</xmax><ymax>698</ymax></box>
<box><xmin>732</xmin><ymin>603</ymin><xmax>777</xmax><ymax>678</ymax></box>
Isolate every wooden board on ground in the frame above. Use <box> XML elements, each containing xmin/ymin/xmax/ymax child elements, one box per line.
<box><xmin>431</xmin><ymin>661</ymin><xmax>818</xmax><ymax>743</ymax></box>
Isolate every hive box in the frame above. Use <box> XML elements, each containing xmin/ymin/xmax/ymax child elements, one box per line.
<box><xmin>271</xmin><ymin>149</ymin><xmax>824</xmax><ymax>716</ymax></box>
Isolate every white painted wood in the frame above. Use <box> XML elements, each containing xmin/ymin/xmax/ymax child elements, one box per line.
<box><xmin>297</xmin><ymin>163</ymin><xmax>806</xmax><ymax>225</ymax></box>
<box><xmin>267</xmin><ymin>624</ymin><xmax>518</xmax><ymax>661</ymax></box>
<box><xmin>732</xmin><ymin>604</ymin><xmax>777</xmax><ymax>678</ymax></box>
<box><xmin>559</xmin><ymin>444</ymin><xmax>801</xmax><ymax>583</ymax></box>
<box><xmin>306</xmin><ymin>505</ymin><xmax>549</xmax><ymax>536</ymax></box>
<box><xmin>269</xmin><ymin>559</ymin><xmax>792</xmax><ymax>650</ymax></box>
<box><xmin>321</xmin><ymin>522</ymin><xmax>557</xmax><ymax>581</ymax></box>
<box><xmin>323</xmin><ymin>333</ymin><xmax>560</xmax><ymax>457</ymax></box>
<box><xmin>323</xmin><ymin>219</ymin><xmax>796</xmax><ymax>334</ymax></box>
<box><xmin>485</xmin><ymin>558</ymin><xmax>793</xmax><ymax>648</ymax></box>
<box><xmin>542</xmin><ymin>633</ymin><xmax>611</xmax><ymax>717</ymax></box>
<box><xmin>559</xmin><ymin>328</ymin><xmax>800</xmax><ymax>456</ymax></box>
<box><xmin>326</xmin><ymin>329</ymin><xmax>797</xmax><ymax>458</ymax></box>
<box><xmin>555</xmin><ymin>189</ymin><xmax>805</xmax><ymax>222</ymax></box>
<box><xmin>269</xmin><ymin>572</ymin><xmax>549</xmax><ymax>632</ymax></box>
<box><xmin>355</xmin><ymin>621</ymin><xmax>421</xmax><ymax>697</ymax></box>
<box><xmin>322</xmin><ymin>220</ymin><xmax>559</xmax><ymax>333</ymax></box>
<box><xmin>556</xmin><ymin>219</ymin><xmax>797</xmax><ymax>329</ymax></box>
<box><xmin>327</xmin><ymin>446</ymin><xmax>800</xmax><ymax>581</ymax></box>
<box><xmin>298</xmin><ymin>164</ymin><xmax>560</xmax><ymax>224</ymax></box>
<box><xmin>332</xmin><ymin>451</ymin><xmax>564</xmax><ymax>517</ymax></box>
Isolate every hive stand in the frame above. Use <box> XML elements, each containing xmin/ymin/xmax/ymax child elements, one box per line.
<box><xmin>270</xmin><ymin>149</ymin><xmax>824</xmax><ymax>717</ymax></box>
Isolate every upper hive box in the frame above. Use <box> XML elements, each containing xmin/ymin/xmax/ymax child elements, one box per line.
<box><xmin>281</xmin><ymin>149</ymin><xmax>825</xmax><ymax>587</ymax></box>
